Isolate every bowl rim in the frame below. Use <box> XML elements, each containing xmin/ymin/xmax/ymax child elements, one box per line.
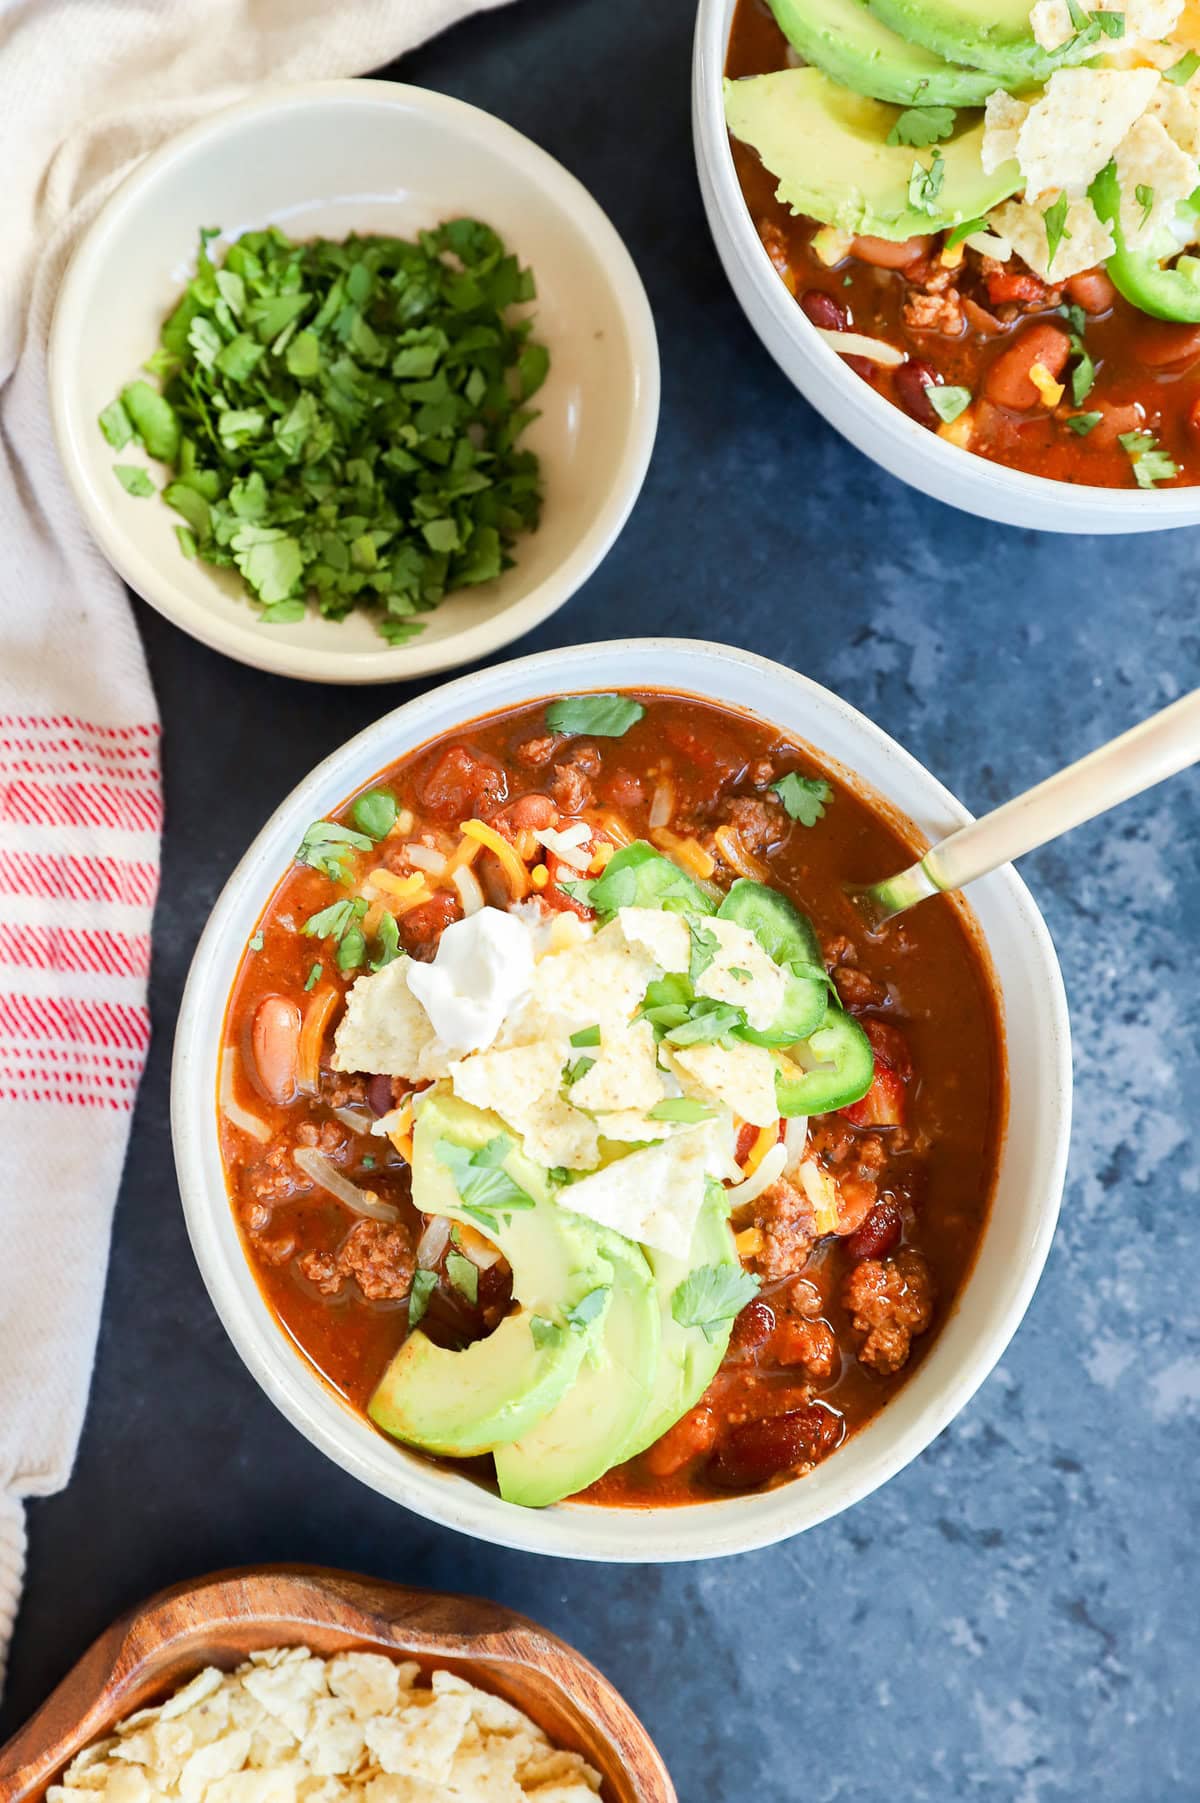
<box><xmin>48</xmin><ymin>78</ymin><xmax>661</xmax><ymax>685</ymax></box>
<box><xmin>171</xmin><ymin>636</ymin><xmax>1073</xmax><ymax>1562</ymax></box>
<box><xmin>691</xmin><ymin>0</ymin><xmax>1200</xmax><ymax>526</ymax></box>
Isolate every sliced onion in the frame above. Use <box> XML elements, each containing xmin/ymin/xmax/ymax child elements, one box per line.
<box><xmin>648</xmin><ymin>778</ymin><xmax>675</xmax><ymax>830</ymax></box>
<box><xmin>534</xmin><ymin>824</ymin><xmax>592</xmax><ymax>870</ymax></box>
<box><xmin>813</xmin><ymin>327</ymin><xmax>905</xmax><ymax>368</ymax></box>
<box><xmin>332</xmin><ymin>1107</ymin><xmax>372</xmax><ymax>1135</ymax></box>
<box><xmin>416</xmin><ymin>1214</ymin><xmax>452</xmax><ymax>1266</ymax></box>
<box><xmin>406</xmin><ymin>844</ymin><xmax>446</xmax><ymax>876</ymax></box>
<box><xmin>796</xmin><ymin>1158</ymin><xmax>840</xmax><ymax>1235</ymax></box>
<box><xmin>725</xmin><ymin>1141</ymin><xmax>787</xmax><ymax>1209</ymax></box>
<box><xmin>219</xmin><ymin>1048</ymin><xmax>271</xmax><ymax>1142</ymax></box>
<box><xmin>452</xmin><ymin>864</ymin><xmax>485</xmax><ymax>915</ymax></box>
<box><xmin>293</xmin><ymin>1146</ymin><xmax>399</xmax><ymax>1222</ymax></box>
<box><xmin>783</xmin><ymin>1115</ymin><xmax>809</xmax><ymax>1171</ymax></box>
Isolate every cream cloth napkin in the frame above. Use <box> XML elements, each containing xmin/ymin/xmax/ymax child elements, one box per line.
<box><xmin>0</xmin><ymin>0</ymin><xmax>509</xmax><ymax>1690</ymax></box>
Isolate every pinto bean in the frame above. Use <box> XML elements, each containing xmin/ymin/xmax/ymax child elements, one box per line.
<box><xmin>800</xmin><ymin>289</ymin><xmax>849</xmax><ymax>331</ymax></box>
<box><xmin>250</xmin><ymin>996</ymin><xmax>301</xmax><ymax>1105</ymax></box>
<box><xmin>893</xmin><ymin>359</ymin><xmax>942</xmax><ymax>426</ymax></box>
<box><xmin>709</xmin><ymin>1405</ymin><xmax>843</xmax><ymax>1489</ymax></box>
<box><xmin>1065</xmin><ymin>268</ymin><xmax>1116</xmax><ymax>315</ymax></box>
<box><xmin>983</xmin><ymin>323</ymin><xmax>1071</xmax><ymax>410</ymax></box>
<box><xmin>849</xmin><ymin>232</ymin><xmax>933</xmax><ymax>269</ymax></box>
<box><xmin>1132</xmin><ymin>319</ymin><xmax>1200</xmax><ymax>369</ymax></box>
<box><xmin>1086</xmin><ymin>402</ymin><xmax>1143</xmax><ymax>449</ymax></box>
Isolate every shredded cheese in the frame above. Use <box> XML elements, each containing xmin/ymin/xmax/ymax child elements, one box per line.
<box><xmin>735</xmin><ymin>1226</ymin><xmax>764</xmax><ymax>1257</ymax></box>
<box><xmin>1029</xmin><ymin>362</ymin><xmax>1066</xmax><ymax>407</ymax></box>
<box><xmin>741</xmin><ymin>1121</ymin><xmax>780</xmax><ymax>1180</ymax></box>
<box><xmin>460</xmin><ymin>819</ymin><xmax>530</xmax><ymax>899</ymax></box>
<box><xmin>370</xmin><ymin>868</ymin><xmax>426</xmax><ymax>901</ymax></box>
<box><xmin>650</xmin><ymin>826</ymin><xmax>716</xmax><ymax>880</ymax></box>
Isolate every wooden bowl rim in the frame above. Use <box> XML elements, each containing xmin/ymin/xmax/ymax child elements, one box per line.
<box><xmin>0</xmin><ymin>1565</ymin><xmax>676</xmax><ymax>1803</ymax></box>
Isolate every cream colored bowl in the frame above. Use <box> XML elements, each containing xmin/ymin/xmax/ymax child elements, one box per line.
<box><xmin>49</xmin><ymin>82</ymin><xmax>659</xmax><ymax>683</ymax></box>
<box><xmin>172</xmin><ymin>639</ymin><xmax>1072</xmax><ymax>1561</ymax></box>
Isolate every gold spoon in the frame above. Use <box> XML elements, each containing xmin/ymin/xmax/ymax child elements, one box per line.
<box><xmin>851</xmin><ymin>688</ymin><xmax>1200</xmax><ymax>931</ymax></box>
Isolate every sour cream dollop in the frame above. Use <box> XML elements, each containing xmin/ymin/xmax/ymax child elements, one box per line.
<box><xmin>405</xmin><ymin>905</ymin><xmax>534</xmax><ymax>1059</ymax></box>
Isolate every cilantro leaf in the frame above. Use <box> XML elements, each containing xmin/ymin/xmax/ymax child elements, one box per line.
<box><xmin>907</xmin><ymin>151</ymin><xmax>946</xmax><ymax>218</ymax></box>
<box><xmin>1118</xmin><ymin>430</ymin><xmax>1179</xmax><ymax>488</ymax></box>
<box><xmin>545</xmin><ymin>694</ymin><xmax>646</xmax><ymax>738</ymax></box>
<box><xmin>771</xmin><ymin>772</ymin><xmax>832</xmax><ymax>826</ymax></box>
<box><xmin>99</xmin><ymin>400</ymin><xmax>133</xmax><ymax>449</ymax></box>
<box><xmin>303</xmin><ymin>897</ymin><xmax>366</xmax><ymax>941</ymax></box>
<box><xmin>351</xmin><ymin>789</ymin><xmax>398</xmax><ymax>840</ymax></box>
<box><xmin>887</xmin><ymin>106</ymin><xmax>956</xmax><ymax>149</ymax></box>
<box><xmin>446</xmin><ymin>1250</ymin><xmax>479</xmax><ymax>1305</ymax></box>
<box><xmin>530</xmin><ymin>1315</ymin><xmax>565</xmax><ymax>1349</ymax></box>
<box><xmin>927</xmin><ymin>384</ymin><xmax>972</xmax><ymax>424</ymax></box>
<box><xmin>113</xmin><ymin>464</ymin><xmax>155</xmax><ymax>497</ymax></box>
<box><xmin>1042</xmin><ymin>194</ymin><xmax>1072</xmax><ymax>269</ymax></box>
<box><xmin>1067</xmin><ymin>412</ymin><xmax>1103</xmax><ymax>436</ymax></box>
<box><xmin>1136</xmin><ymin>183</ymin><xmax>1155</xmax><ymax>228</ymax></box>
<box><xmin>671</xmin><ymin>1263</ymin><xmax>761</xmax><ymax>1343</ymax></box>
<box><xmin>557</xmin><ymin>878</ymin><xmax>596</xmax><ymax>908</ymax></box>
<box><xmin>296</xmin><ymin>818</ymin><xmax>374</xmax><ymax>881</ymax></box>
<box><xmin>563</xmin><ymin>1055</ymin><xmax>596</xmax><ymax>1086</ymax></box>
<box><xmin>408</xmin><ymin>1267</ymin><xmax>438</xmax><ymax>1329</ymax></box>
<box><xmin>688</xmin><ymin>919</ymin><xmax>720</xmax><ymax>984</ymax></box>
<box><xmin>304</xmin><ymin>961</ymin><xmax>323</xmax><ymax>990</ymax></box>
<box><xmin>664</xmin><ymin>1000</ymin><xmax>747</xmax><ymax>1047</ymax></box>
<box><xmin>564</xmin><ymin>1287</ymin><xmax>610</xmax><ymax>1332</ymax></box>
<box><xmin>945</xmin><ymin>215</ymin><xmax>987</xmax><ymax>249</ymax></box>
<box><xmin>436</xmin><ymin>1136</ymin><xmax>536</xmax><ymax>1220</ymax></box>
<box><xmin>370</xmin><ymin>910</ymin><xmax>401</xmax><ymax>970</ymax></box>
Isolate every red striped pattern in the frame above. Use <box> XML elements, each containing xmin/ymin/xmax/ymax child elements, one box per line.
<box><xmin>0</xmin><ymin>848</ymin><xmax>159</xmax><ymax>908</ymax></box>
<box><xmin>0</xmin><ymin>923</ymin><xmax>151</xmax><ymax>980</ymax></box>
<box><xmin>1</xmin><ymin>777</ymin><xmax>162</xmax><ymax>834</ymax></box>
<box><xmin>0</xmin><ymin>991</ymin><xmax>150</xmax><ymax>1053</ymax></box>
<box><xmin>0</xmin><ymin>714</ymin><xmax>160</xmax><ymax>1112</ymax></box>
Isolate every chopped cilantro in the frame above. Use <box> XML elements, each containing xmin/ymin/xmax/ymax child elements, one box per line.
<box><xmin>351</xmin><ymin>789</ymin><xmax>398</xmax><ymax>840</ymax></box>
<box><xmin>907</xmin><ymin>151</ymin><xmax>946</xmax><ymax>218</ymax></box>
<box><xmin>304</xmin><ymin>961</ymin><xmax>323</xmax><ymax>990</ymax></box>
<box><xmin>563</xmin><ymin>1055</ymin><xmax>596</xmax><ymax>1086</ymax></box>
<box><xmin>688</xmin><ymin>919</ymin><xmax>720</xmax><ymax>984</ymax></box>
<box><xmin>886</xmin><ymin>105</ymin><xmax>956</xmax><ymax>149</ymax></box>
<box><xmin>296</xmin><ymin>819</ymin><xmax>374</xmax><ymax>882</ymax></box>
<box><xmin>100</xmin><ymin>221</ymin><xmax>547</xmax><ymax>639</ymax></box>
<box><xmin>362</xmin><ymin>1154</ymin><xmax>376</xmax><ymax>1171</ymax></box>
<box><xmin>557</xmin><ymin>878</ymin><xmax>596</xmax><ymax>908</ymax></box>
<box><xmin>771</xmin><ymin>772</ymin><xmax>832</xmax><ymax>826</ymax></box>
<box><xmin>436</xmin><ymin>1135</ymin><xmax>536</xmax><ymax>1225</ymax></box>
<box><xmin>1165</xmin><ymin>49</ymin><xmax>1200</xmax><ymax>83</ymax></box>
<box><xmin>1136</xmin><ymin>183</ymin><xmax>1155</xmax><ymax>229</ymax></box>
<box><xmin>446</xmin><ymin>1250</ymin><xmax>479</xmax><ymax>1305</ymax></box>
<box><xmin>570</xmin><ymin>1025</ymin><xmax>601</xmax><ymax>1048</ymax></box>
<box><xmin>336</xmin><ymin>927</ymin><xmax>366</xmax><ymax>972</ymax></box>
<box><xmin>564</xmin><ymin>1287</ymin><xmax>610</xmax><ymax>1332</ymax></box>
<box><xmin>370</xmin><ymin>910</ymin><xmax>402</xmax><ymax>970</ymax></box>
<box><xmin>248</xmin><ymin>930</ymin><xmax>264</xmax><ymax>952</ymax></box>
<box><xmin>530</xmin><ymin>1315</ymin><xmax>565</xmax><ymax>1349</ymax></box>
<box><xmin>671</xmin><ymin>1263</ymin><xmax>761</xmax><ymax>1343</ymax></box>
<box><xmin>927</xmin><ymin>384</ymin><xmax>972</xmax><ymax>424</ymax></box>
<box><xmin>728</xmin><ymin>966</ymin><xmax>751</xmax><ymax>982</ymax></box>
<box><xmin>113</xmin><ymin>464</ymin><xmax>155</xmax><ymax>497</ymax></box>
<box><xmin>945</xmin><ymin>215</ymin><xmax>988</xmax><ymax>249</ymax></box>
<box><xmin>663</xmin><ymin>1000</ymin><xmax>747</xmax><ymax>1047</ymax></box>
<box><xmin>545</xmin><ymin>694</ymin><xmax>645</xmax><ymax>738</ymax></box>
<box><xmin>1118</xmin><ymin>429</ymin><xmax>1179</xmax><ymax>488</ymax></box>
<box><xmin>408</xmin><ymin>1267</ymin><xmax>438</xmax><ymax>1329</ymax></box>
<box><xmin>1042</xmin><ymin>194</ymin><xmax>1072</xmax><ymax>269</ymax></box>
<box><xmin>647</xmin><ymin>1097</ymin><xmax>716</xmax><ymax>1123</ymax></box>
<box><xmin>303</xmin><ymin>897</ymin><xmax>367</xmax><ymax>940</ymax></box>
<box><xmin>1071</xmin><ymin>342</ymin><xmax>1096</xmax><ymax>406</ymax></box>
<box><xmin>1067</xmin><ymin>411</ymin><xmax>1103</xmax><ymax>436</ymax></box>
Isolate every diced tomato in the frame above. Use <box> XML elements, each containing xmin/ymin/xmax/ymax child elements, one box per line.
<box><xmin>415</xmin><ymin>745</ymin><xmax>508</xmax><ymax>822</ymax></box>
<box><xmin>860</xmin><ymin>1017</ymin><xmax>914</xmax><ymax>1081</ymax></box>
<box><xmin>840</xmin><ymin>1066</ymin><xmax>906</xmax><ymax>1128</ymax></box>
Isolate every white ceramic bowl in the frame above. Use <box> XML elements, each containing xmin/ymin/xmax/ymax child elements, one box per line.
<box><xmin>172</xmin><ymin>639</ymin><xmax>1071</xmax><ymax>1560</ymax></box>
<box><xmin>694</xmin><ymin>0</ymin><xmax>1200</xmax><ymax>533</ymax></box>
<box><xmin>50</xmin><ymin>82</ymin><xmax>659</xmax><ymax>683</ymax></box>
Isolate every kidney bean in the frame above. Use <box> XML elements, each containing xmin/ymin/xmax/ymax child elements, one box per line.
<box><xmin>367</xmin><ymin>1074</ymin><xmax>395</xmax><ymax>1117</ymax></box>
<box><xmin>1086</xmin><ymin>402</ymin><xmax>1143</xmax><ymax>449</ymax></box>
<box><xmin>893</xmin><ymin>359</ymin><xmax>942</xmax><ymax>426</ymax></box>
<box><xmin>849</xmin><ymin>232</ymin><xmax>932</xmax><ymax>269</ymax></box>
<box><xmin>249</xmin><ymin>995</ymin><xmax>301</xmax><ymax>1105</ymax></box>
<box><xmin>1065</xmin><ymin>268</ymin><xmax>1116</xmax><ymax>315</ymax></box>
<box><xmin>1132</xmin><ymin>319</ymin><xmax>1200</xmax><ymax>369</ymax></box>
<box><xmin>800</xmin><ymin>289</ymin><xmax>848</xmax><ymax>331</ymax></box>
<box><xmin>983</xmin><ymin>322</ymin><xmax>1071</xmax><ymax>411</ymax></box>
<box><xmin>726</xmin><ymin>1298</ymin><xmax>775</xmax><ymax>1359</ymax></box>
<box><xmin>710</xmin><ymin>1405</ymin><xmax>844</xmax><ymax>1489</ymax></box>
<box><xmin>844</xmin><ymin>1198</ymin><xmax>903</xmax><ymax>1263</ymax></box>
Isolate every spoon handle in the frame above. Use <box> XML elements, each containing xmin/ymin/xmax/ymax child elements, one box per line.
<box><xmin>925</xmin><ymin>686</ymin><xmax>1200</xmax><ymax>894</ymax></box>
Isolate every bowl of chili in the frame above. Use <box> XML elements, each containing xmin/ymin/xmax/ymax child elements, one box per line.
<box><xmin>694</xmin><ymin>0</ymin><xmax>1200</xmax><ymax>530</ymax></box>
<box><xmin>49</xmin><ymin>81</ymin><xmax>659</xmax><ymax>681</ymax></box>
<box><xmin>173</xmin><ymin>638</ymin><xmax>1070</xmax><ymax>1559</ymax></box>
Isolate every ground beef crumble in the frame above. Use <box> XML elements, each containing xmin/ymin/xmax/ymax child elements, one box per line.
<box><xmin>842</xmin><ymin>1247</ymin><xmax>935</xmax><ymax>1375</ymax></box>
<box><xmin>299</xmin><ymin>1219</ymin><xmax>415</xmax><ymax>1303</ymax></box>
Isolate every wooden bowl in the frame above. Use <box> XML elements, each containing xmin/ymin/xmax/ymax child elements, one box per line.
<box><xmin>0</xmin><ymin>1566</ymin><xmax>676</xmax><ymax>1802</ymax></box>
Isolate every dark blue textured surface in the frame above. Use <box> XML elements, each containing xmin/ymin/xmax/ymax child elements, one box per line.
<box><xmin>4</xmin><ymin>2</ymin><xmax>1198</xmax><ymax>1796</ymax></box>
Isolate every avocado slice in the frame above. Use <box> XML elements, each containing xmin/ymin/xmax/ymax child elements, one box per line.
<box><xmin>622</xmin><ymin>1194</ymin><xmax>742</xmax><ymax>1462</ymax></box>
<box><xmin>724</xmin><ymin>67</ymin><xmax>1020</xmax><ymax>241</ymax></box>
<box><xmin>767</xmin><ymin>0</ymin><xmax>999</xmax><ymax>107</ymax></box>
<box><xmin>494</xmin><ymin>1225</ymin><xmax>660</xmax><ymax>1508</ymax></box>
<box><xmin>865</xmin><ymin>0</ymin><xmax>1092</xmax><ymax>83</ymax></box>
<box><xmin>368</xmin><ymin>1093</ymin><xmax>612</xmax><ymax>1459</ymax></box>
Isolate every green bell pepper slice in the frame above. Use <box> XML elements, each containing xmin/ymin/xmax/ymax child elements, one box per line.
<box><xmin>1090</xmin><ymin>160</ymin><xmax>1200</xmax><ymax>323</ymax></box>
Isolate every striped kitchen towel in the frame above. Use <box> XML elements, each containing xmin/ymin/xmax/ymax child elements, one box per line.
<box><xmin>0</xmin><ymin>0</ymin><xmax>512</xmax><ymax>1689</ymax></box>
